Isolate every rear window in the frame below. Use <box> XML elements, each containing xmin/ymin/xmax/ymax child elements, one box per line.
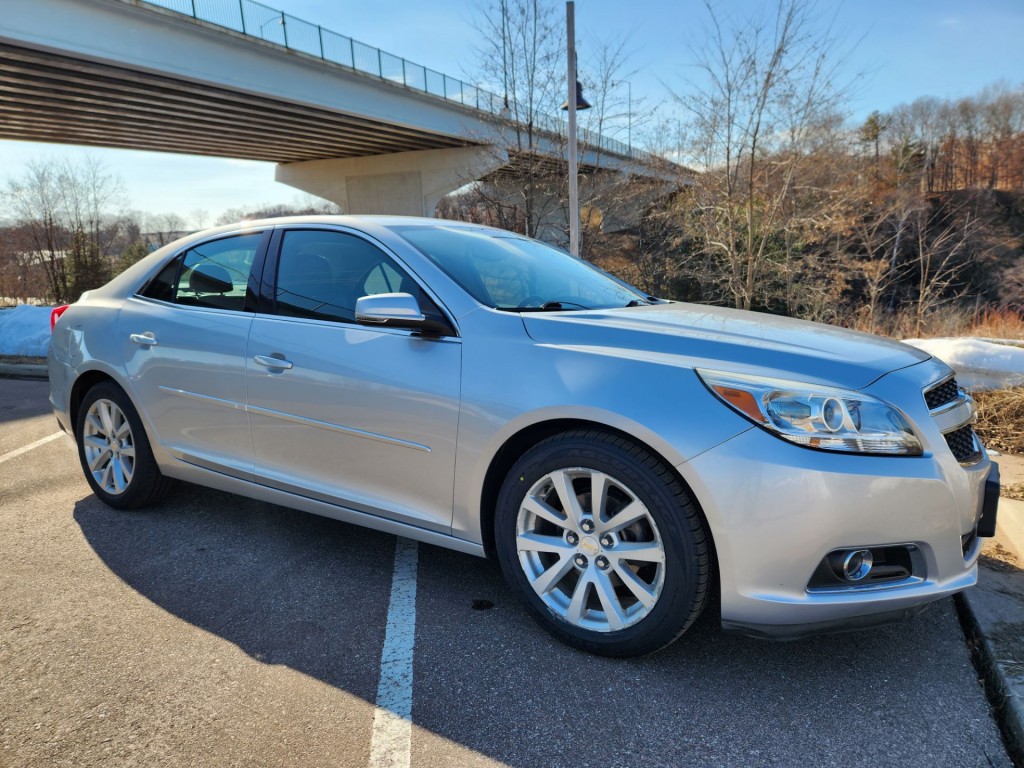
<box><xmin>140</xmin><ymin>234</ymin><xmax>262</xmax><ymax>311</ymax></box>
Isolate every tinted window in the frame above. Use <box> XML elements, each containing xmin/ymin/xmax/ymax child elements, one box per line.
<box><xmin>274</xmin><ymin>230</ymin><xmax>429</xmax><ymax>323</ymax></box>
<box><xmin>141</xmin><ymin>234</ymin><xmax>261</xmax><ymax>311</ymax></box>
<box><xmin>142</xmin><ymin>256</ymin><xmax>179</xmax><ymax>303</ymax></box>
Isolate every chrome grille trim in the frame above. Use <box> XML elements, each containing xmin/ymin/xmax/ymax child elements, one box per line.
<box><xmin>925</xmin><ymin>375</ymin><xmax>982</xmax><ymax>466</ymax></box>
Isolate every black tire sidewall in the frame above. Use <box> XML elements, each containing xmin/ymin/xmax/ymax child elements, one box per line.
<box><xmin>494</xmin><ymin>432</ymin><xmax>707</xmax><ymax>656</ymax></box>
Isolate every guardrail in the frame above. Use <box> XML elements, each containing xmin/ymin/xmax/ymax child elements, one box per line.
<box><xmin>141</xmin><ymin>0</ymin><xmax>657</xmax><ymax>164</ymax></box>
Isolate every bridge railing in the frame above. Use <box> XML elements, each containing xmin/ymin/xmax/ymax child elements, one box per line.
<box><xmin>142</xmin><ymin>0</ymin><xmax>660</xmax><ymax>165</ymax></box>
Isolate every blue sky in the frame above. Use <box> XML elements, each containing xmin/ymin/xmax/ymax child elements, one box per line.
<box><xmin>1</xmin><ymin>0</ymin><xmax>1021</xmax><ymax>225</ymax></box>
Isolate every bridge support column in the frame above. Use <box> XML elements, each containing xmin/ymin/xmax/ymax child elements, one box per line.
<box><xmin>275</xmin><ymin>146</ymin><xmax>506</xmax><ymax>216</ymax></box>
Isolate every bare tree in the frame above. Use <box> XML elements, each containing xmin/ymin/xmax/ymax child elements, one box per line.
<box><xmin>843</xmin><ymin>190</ymin><xmax>917</xmax><ymax>332</ymax></box>
<box><xmin>466</xmin><ymin>0</ymin><xmax>568</xmax><ymax>239</ymax></box>
<box><xmin>2</xmin><ymin>157</ymin><xmax>130</xmax><ymax>302</ymax></box>
<box><xmin>676</xmin><ymin>0</ymin><xmax>853</xmax><ymax>311</ymax></box>
<box><xmin>465</xmin><ymin>0</ymin><xmax>653</xmax><ymax>258</ymax></box>
<box><xmin>908</xmin><ymin>197</ymin><xmax>981</xmax><ymax>335</ymax></box>
<box><xmin>4</xmin><ymin>160</ymin><xmax>69</xmax><ymax>302</ymax></box>
<box><xmin>190</xmin><ymin>208</ymin><xmax>210</xmax><ymax>230</ymax></box>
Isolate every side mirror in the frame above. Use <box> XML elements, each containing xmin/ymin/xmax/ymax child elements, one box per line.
<box><xmin>355</xmin><ymin>293</ymin><xmax>453</xmax><ymax>336</ymax></box>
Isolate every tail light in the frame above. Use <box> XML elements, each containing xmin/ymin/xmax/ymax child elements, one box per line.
<box><xmin>50</xmin><ymin>305</ymin><xmax>69</xmax><ymax>332</ymax></box>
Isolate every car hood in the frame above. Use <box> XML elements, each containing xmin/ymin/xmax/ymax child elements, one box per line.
<box><xmin>521</xmin><ymin>302</ymin><xmax>930</xmax><ymax>390</ymax></box>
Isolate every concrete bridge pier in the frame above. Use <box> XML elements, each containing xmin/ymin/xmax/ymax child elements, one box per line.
<box><xmin>482</xmin><ymin>171</ymin><xmax>678</xmax><ymax>246</ymax></box>
<box><xmin>275</xmin><ymin>146</ymin><xmax>507</xmax><ymax>217</ymax></box>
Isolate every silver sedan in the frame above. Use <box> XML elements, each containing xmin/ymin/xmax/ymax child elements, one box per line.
<box><xmin>48</xmin><ymin>216</ymin><xmax>999</xmax><ymax>656</ymax></box>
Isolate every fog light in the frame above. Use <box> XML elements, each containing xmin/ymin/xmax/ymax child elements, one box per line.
<box><xmin>810</xmin><ymin>546</ymin><xmax>918</xmax><ymax>591</ymax></box>
<box><xmin>841</xmin><ymin>549</ymin><xmax>873</xmax><ymax>581</ymax></box>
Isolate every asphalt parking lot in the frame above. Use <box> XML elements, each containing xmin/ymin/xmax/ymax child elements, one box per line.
<box><xmin>0</xmin><ymin>378</ymin><xmax>1014</xmax><ymax>767</ymax></box>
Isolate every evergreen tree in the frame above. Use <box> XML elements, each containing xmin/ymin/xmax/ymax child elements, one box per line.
<box><xmin>69</xmin><ymin>226</ymin><xmax>109</xmax><ymax>300</ymax></box>
<box><xmin>118</xmin><ymin>241</ymin><xmax>149</xmax><ymax>273</ymax></box>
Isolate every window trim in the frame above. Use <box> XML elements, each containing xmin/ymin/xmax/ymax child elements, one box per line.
<box><xmin>262</xmin><ymin>225</ymin><xmax>460</xmax><ymax>338</ymax></box>
<box><xmin>135</xmin><ymin>229</ymin><xmax>272</xmax><ymax>313</ymax></box>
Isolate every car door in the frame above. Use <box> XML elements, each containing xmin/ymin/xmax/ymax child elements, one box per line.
<box><xmin>245</xmin><ymin>227</ymin><xmax>462</xmax><ymax>533</ymax></box>
<box><xmin>120</xmin><ymin>230</ymin><xmax>269</xmax><ymax>479</ymax></box>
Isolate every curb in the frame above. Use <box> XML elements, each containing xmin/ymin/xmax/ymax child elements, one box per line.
<box><xmin>957</xmin><ymin>591</ymin><xmax>1024</xmax><ymax>766</ymax></box>
<box><xmin>0</xmin><ymin>363</ymin><xmax>48</xmax><ymax>380</ymax></box>
<box><xmin>956</xmin><ymin>489</ymin><xmax>1024</xmax><ymax>768</ymax></box>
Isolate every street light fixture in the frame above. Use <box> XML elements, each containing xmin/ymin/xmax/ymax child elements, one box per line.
<box><xmin>258</xmin><ymin>13</ymin><xmax>286</xmax><ymax>45</ymax></box>
<box><xmin>560</xmin><ymin>78</ymin><xmax>592</xmax><ymax>112</ymax></box>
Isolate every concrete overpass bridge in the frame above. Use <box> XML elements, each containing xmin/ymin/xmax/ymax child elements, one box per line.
<box><xmin>0</xmin><ymin>0</ymin><xmax>680</xmax><ymax>218</ymax></box>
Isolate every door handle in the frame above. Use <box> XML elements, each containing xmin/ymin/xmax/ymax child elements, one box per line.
<box><xmin>130</xmin><ymin>333</ymin><xmax>158</xmax><ymax>346</ymax></box>
<box><xmin>253</xmin><ymin>354</ymin><xmax>293</xmax><ymax>370</ymax></box>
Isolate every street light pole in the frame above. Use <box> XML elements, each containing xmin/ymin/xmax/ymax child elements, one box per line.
<box><xmin>566</xmin><ymin>2</ymin><xmax>580</xmax><ymax>257</ymax></box>
<box><xmin>500</xmin><ymin>0</ymin><xmax>509</xmax><ymax>113</ymax></box>
<box><xmin>612</xmin><ymin>79</ymin><xmax>633</xmax><ymax>158</ymax></box>
<box><xmin>627</xmin><ymin>80</ymin><xmax>632</xmax><ymax>157</ymax></box>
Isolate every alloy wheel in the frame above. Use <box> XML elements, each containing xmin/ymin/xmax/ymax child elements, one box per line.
<box><xmin>82</xmin><ymin>398</ymin><xmax>136</xmax><ymax>495</ymax></box>
<box><xmin>515</xmin><ymin>467</ymin><xmax>666</xmax><ymax>632</ymax></box>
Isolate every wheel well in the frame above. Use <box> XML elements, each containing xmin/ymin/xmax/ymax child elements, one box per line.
<box><xmin>69</xmin><ymin>370</ymin><xmax>116</xmax><ymax>429</ymax></box>
<box><xmin>478</xmin><ymin>419</ymin><xmax>718</xmax><ymax>577</ymax></box>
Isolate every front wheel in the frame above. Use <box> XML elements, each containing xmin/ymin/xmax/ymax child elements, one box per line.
<box><xmin>494</xmin><ymin>430</ymin><xmax>711</xmax><ymax>657</ymax></box>
<box><xmin>75</xmin><ymin>381</ymin><xmax>173</xmax><ymax>509</ymax></box>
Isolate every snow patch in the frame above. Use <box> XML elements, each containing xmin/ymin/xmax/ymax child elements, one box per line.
<box><xmin>902</xmin><ymin>337</ymin><xmax>1024</xmax><ymax>391</ymax></box>
<box><xmin>0</xmin><ymin>305</ymin><xmax>55</xmax><ymax>357</ymax></box>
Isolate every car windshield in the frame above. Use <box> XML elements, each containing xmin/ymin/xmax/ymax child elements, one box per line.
<box><xmin>392</xmin><ymin>225</ymin><xmax>646</xmax><ymax>310</ymax></box>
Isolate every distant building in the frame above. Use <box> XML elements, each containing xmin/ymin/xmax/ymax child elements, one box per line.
<box><xmin>141</xmin><ymin>230</ymin><xmax>194</xmax><ymax>251</ymax></box>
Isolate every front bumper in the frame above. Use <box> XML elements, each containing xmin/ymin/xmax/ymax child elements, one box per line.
<box><xmin>978</xmin><ymin>461</ymin><xmax>999</xmax><ymax>538</ymax></box>
<box><xmin>723</xmin><ymin>602</ymin><xmax>933</xmax><ymax>641</ymax></box>
<box><xmin>677</xmin><ymin>425</ymin><xmax>993</xmax><ymax>635</ymax></box>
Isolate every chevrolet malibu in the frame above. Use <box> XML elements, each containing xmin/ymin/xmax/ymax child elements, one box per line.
<box><xmin>48</xmin><ymin>216</ymin><xmax>999</xmax><ymax>656</ymax></box>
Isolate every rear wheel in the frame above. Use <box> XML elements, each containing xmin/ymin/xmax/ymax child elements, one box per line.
<box><xmin>75</xmin><ymin>382</ymin><xmax>173</xmax><ymax>509</ymax></box>
<box><xmin>494</xmin><ymin>430</ymin><xmax>710</xmax><ymax>657</ymax></box>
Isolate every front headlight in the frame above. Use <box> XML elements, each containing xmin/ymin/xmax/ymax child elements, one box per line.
<box><xmin>696</xmin><ymin>369</ymin><xmax>922</xmax><ymax>456</ymax></box>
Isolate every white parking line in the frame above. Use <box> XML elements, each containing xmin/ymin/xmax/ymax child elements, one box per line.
<box><xmin>0</xmin><ymin>432</ymin><xmax>64</xmax><ymax>465</ymax></box>
<box><xmin>368</xmin><ymin>537</ymin><xmax>419</xmax><ymax>768</ymax></box>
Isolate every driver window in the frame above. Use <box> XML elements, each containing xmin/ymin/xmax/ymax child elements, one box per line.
<box><xmin>274</xmin><ymin>230</ymin><xmax>427</xmax><ymax>324</ymax></box>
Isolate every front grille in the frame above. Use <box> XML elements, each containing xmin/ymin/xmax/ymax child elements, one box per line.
<box><xmin>925</xmin><ymin>377</ymin><xmax>959</xmax><ymax>410</ymax></box>
<box><xmin>944</xmin><ymin>424</ymin><xmax>981</xmax><ymax>464</ymax></box>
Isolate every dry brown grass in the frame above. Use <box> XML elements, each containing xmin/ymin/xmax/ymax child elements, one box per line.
<box><xmin>1001</xmin><ymin>482</ymin><xmax>1024</xmax><ymax>501</ymax></box>
<box><xmin>966</xmin><ymin>308</ymin><xmax>1024</xmax><ymax>339</ymax></box>
<box><xmin>973</xmin><ymin>388</ymin><xmax>1024</xmax><ymax>454</ymax></box>
<box><xmin>847</xmin><ymin>306</ymin><xmax>1024</xmax><ymax>340</ymax></box>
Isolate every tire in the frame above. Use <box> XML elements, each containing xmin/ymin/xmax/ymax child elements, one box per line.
<box><xmin>494</xmin><ymin>429</ymin><xmax>710</xmax><ymax>657</ymax></box>
<box><xmin>75</xmin><ymin>381</ymin><xmax>173</xmax><ymax>510</ymax></box>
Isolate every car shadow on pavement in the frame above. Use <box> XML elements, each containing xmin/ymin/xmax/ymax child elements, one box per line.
<box><xmin>73</xmin><ymin>482</ymin><xmax>397</xmax><ymax>704</ymax></box>
<box><xmin>73</xmin><ymin>482</ymin><xmax>1011</xmax><ymax>768</ymax></box>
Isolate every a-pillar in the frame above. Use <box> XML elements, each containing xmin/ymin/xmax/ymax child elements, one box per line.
<box><xmin>275</xmin><ymin>146</ymin><xmax>507</xmax><ymax>216</ymax></box>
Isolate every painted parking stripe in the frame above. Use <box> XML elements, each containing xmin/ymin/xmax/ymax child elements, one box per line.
<box><xmin>368</xmin><ymin>538</ymin><xmax>419</xmax><ymax>768</ymax></box>
<box><xmin>0</xmin><ymin>432</ymin><xmax>64</xmax><ymax>465</ymax></box>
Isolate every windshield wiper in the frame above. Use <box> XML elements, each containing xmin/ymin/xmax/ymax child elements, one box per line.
<box><xmin>541</xmin><ymin>300</ymin><xmax>589</xmax><ymax>310</ymax></box>
<box><xmin>497</xmin><ymin>301</ymin><xmax>591</xmax><ymax>312</ymax></box>
<box><xmin>624</xmin><ymin>295</ymin><xmax>664</xmax><ymax>307</ymax></box>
